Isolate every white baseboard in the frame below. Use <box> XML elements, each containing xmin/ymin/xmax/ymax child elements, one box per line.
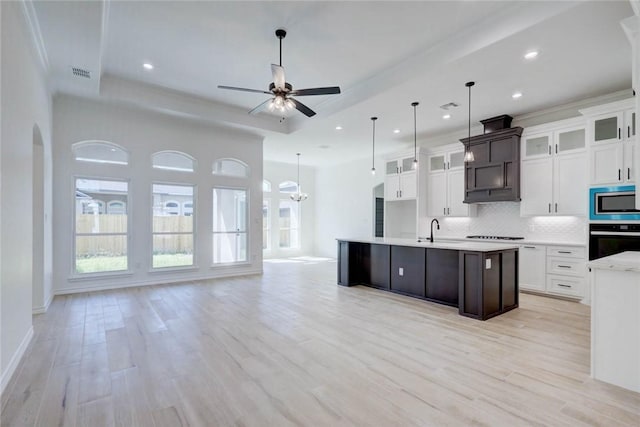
<box><xmin>32</xmin><ymin>293</ymin><xmax>54</xmax><ymax>314</ymax></box>
<box><xmin>1</xmin><ymin>326</ymin><xmax>34</xmax><ymax>395</ymax></box>
<box><xmin>54</xmin><ymin>268</ymin><xmax>264</xmax><ymax>295</ymax></box>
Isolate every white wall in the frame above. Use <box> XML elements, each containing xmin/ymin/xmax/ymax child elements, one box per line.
<box><xmin>52</xmin><ymin>95</ymin><xmax>263</xmax><ymax>294</ymax></box>
<box><xmin>314</xmin><ymin>156</ymin><xmax>384</xmax><ymax>257</ymax></box>
<box><xmin>263</xmin><ymin>160</ymin><xmax>315</xmax><ymax>258</ymax></box>
<box><xmin>1</xmin><ymin>1</ymin><xmax>53</xmax><ymax>391</ymax></box>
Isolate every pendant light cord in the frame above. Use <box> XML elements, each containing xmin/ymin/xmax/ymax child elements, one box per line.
<box><xmin>371</xmin><ymin>117</ymin><xmax>377</xmax><ymax>170</ymax></box>
<box><xmin>296</xmin><ymin>153</ymin><xmax>300</xmax><ymax>192</ymax></box>
<box><xmin>411</xmin><ymin>102</ymin><xmax>419</xmax><ymax>162</ymax></box>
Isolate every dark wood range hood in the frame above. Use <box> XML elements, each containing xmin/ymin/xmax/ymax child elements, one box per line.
<box><xmin>460</xmin><ymin>115</ymin><xmax>523</xmax><ymax>203</ymax></box>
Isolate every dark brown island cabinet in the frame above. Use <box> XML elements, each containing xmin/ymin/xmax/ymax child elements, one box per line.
<box><xmin>337</xmin><ymin>239</ymin><xmax>519</xmax><ymax>320</ymax></box>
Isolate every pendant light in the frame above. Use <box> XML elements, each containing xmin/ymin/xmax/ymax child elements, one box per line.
<box><xmin>370</xmin><ymin>117</ymin><xmax>377</xmax><ymax>175</ymax></box>
<box><xmin>464</xmin><ymin>81</ymin><xmax>475</xmax><ymax>163</ymax></box>
<box><xmin>290</xmin><ymin>153</ymin><xmax>308</xmax><ymax>202</ymax></box>
<box><xmin>411</xmin><ymin>102</ymin><xmax>419</xmax><ymax>169</ymax></box>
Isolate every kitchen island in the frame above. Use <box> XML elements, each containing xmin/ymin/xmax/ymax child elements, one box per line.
<box><xmin>337</xmin><ymin>238</ymin><xmax>519</xmax><ymax>320</ymax></box>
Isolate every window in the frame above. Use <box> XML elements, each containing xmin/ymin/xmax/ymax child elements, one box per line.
<box><xmin>279</xmin><ymin>200</ymin><xmax>299</xmax><ymax>249</ymax></box>
<box><xmin>107</xmin><ymin>200</ymin><xmax>126</xmax><ymax>215</ymax></box>
<box><xmin>74</xmin><ymin>178</ymin><xmax>128</xmax><ymax>274</ymax></box>
<box><xmin>73</xmin><ymin>141</ymin><xmax>128</xmax><ymax>165</ymax></box>
<box><xmin>152</xmin><ymin>151</ymin><xmax>195</xmax><ymax>172</ymax></box>
<box><xmin>279</xmin><ymin>180</ymin><xmax>298</xmax><ymax>193</ymax></box>
<box><xmin>213</xmin><ymin>188</ymin><xmax>247</xmax><ymax>264</ymax></box>
<box><xmin>263</xmin><ymin>180</ymin><xmax>271</xmax><ymax>192</ymax></box>
<box><xmin>164</xmin><ymin>201</ymin><xmax>180</xmax><ymax>216</ymax></box>
<box><xmin>152</xmin><ymin>184</ymin><xmax>194</xmax><ymax>269</ymax></box>
<box><xmin>212</xmin><ymin>158</ymin><xmax>248</xmax><ymax>177</ymax></box>
<box><xmin>263</xmin><ymin>200</ymin><xmax>270</xmax><ymax>250</ymax></box>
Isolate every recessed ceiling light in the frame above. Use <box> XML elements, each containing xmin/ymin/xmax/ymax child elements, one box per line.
<box><xmin>110</xmin><ymin>148</ymin><xmax>117</xmax><ymax>152</ymax></box>
<box><xmin>335</xmin><ymin>125</ymin><xmax>343</xmax><ymax>130</ymax></box>
<box><xmin>442</xmin><ymin>114</ymin><xmax>451</xmax><ymax>120</ymax></box>
<box><xmin>143</xmin><ymin>63</ymin><xmax>154</xmax><ymax>70</ymax></box>
<box><xmin>512</xmin><ymin>92</ymin><xmax>523</xmax><ymax>99</ymax></box>
<box><xmin>524</xmin><ymin>51</ymin><xmax>539</xmax><ymax>60</ymax></box>
<box><xmin>393</xmin><ymin>129</ymin><xmax>400</xmax><ymax>134</ymax></box>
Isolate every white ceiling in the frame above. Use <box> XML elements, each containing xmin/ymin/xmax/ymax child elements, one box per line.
<box><xmin>31</xmin><ymin>1</ymin><xmax>634</xmax><ymax>166</ymax></box>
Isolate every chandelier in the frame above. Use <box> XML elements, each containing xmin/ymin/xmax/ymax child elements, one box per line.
<box><xmin>290</xmin><ymin>153</ymin><xmax>308</xmax><ymax>202</ymax></box>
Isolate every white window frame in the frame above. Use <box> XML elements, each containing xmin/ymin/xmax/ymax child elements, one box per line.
<box><xmin>263</xmin><ymin>199</ymin><xmax>271</xmax><ymax>251</ymax></box>
<box><xmin>212</xmin><ymin>186</ymin><xmax>249</xmax><ymax>265</ymax></box>
<box><xmin>72</xmin><ymin>176</ymin><xmax>131</xmax><ymax>277</ymax></box>
<box><xmin>152</xmin><ymin>150</ymin><xmax>196</xmax><ymax>173</ymax></box>
<box><xmin>278</xmin><ymin>199</ymin><xmax>300</xmax><ymax>250</ymax></box>
<box><xmin>151</xmin><ymin>182</ymin><xmax>197</xmax><ymax>270</ymax></box>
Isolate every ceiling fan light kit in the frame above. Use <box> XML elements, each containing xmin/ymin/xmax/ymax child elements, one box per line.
<box><xmin>218</xmin><ymin>28</ymin><xmax>341</xmax><ymax>118</ymax></box>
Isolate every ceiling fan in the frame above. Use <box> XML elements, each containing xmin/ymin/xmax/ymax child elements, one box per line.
<box><xmin>218</xmin><ymin>29</ymin><xmax>341</xmax><ymax>118</ymax></box>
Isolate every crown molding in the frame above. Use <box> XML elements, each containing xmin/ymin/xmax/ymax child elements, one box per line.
<box><xmin>20</xmin><ymin>0</ymin><xmax>49</xmax><ymax>72</ymax></box>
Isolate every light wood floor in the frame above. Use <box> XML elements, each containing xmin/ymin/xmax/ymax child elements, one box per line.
<box><xmin>2</xmin><ymin>258</ymin><xmax>639</xmax><ymax>426</ymax></box>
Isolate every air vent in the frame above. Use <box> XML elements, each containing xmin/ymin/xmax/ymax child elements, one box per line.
<box><xmin>439</xmin><ymin>102</ymin><xmax>459</xmax><ymax>110</ymax></box>
<box><xmin>71</xmin><ymin>67</ymin><xmax>91</xmax><ymax>79</ymax></box>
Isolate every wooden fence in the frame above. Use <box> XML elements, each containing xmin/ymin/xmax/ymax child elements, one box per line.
<box><xmin>76</xmin><ymin>215</ymin><xmax>193</xmax><ymax>256</ymax></box>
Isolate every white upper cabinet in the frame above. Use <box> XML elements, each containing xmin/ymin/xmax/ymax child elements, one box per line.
<box><xmin>520</xmin><ymin>121</ymin><xmax>587</xmax><ymax>217</ymax></box>
<box><xmin>385</xmin><ymin>153</ymin><xmax>419</xmax><ymax>200</ymax></box>
<box><xmin>581</xmin><ymin>99</ymin><xmax>636</xmax><ymax>186</ymax></box>
<box><xmin>426</xmin><ymin>145</ymin><xmax>476</xmax><ymax>217</ymax></box>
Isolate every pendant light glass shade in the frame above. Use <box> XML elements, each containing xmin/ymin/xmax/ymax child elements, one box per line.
<box><xmin>370</xmin><ymin>117</ymin><xmax>377</xmax><ymax>175</ymax></box>
<box><xmin>464</xmin><ymin>81</ymin><xmax>475</xmax><ymax>163</ymax></box>
<box><xmin>411</xmin><ymin>102</ymin><xmax>419</xmax><ymax>169</ymax></box>
<box><xmin>290</xmin><ymin>153</ymin><xmax>308</xmax><ymax>202</ymax></box>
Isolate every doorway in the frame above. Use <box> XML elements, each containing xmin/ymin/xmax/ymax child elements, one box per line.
<box><xmin>373</xmin><ymin>183</ymin><xmax>384</xmax><ymax>237</ymax></box>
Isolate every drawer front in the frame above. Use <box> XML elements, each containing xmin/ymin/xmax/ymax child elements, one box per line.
<box><xmin>546</xmin><ymin>257</ymin><xmax>585</xmax><ymax>277</ymax></box>
<box><xmin>546</xmin><ymin>275</ymin><xmax>584</xmax><ymax>298</ymax></box>
<box><xmin>546</xmin><ymin>246</ymin><xmax>585</xmax><ymax>259</ymax></box>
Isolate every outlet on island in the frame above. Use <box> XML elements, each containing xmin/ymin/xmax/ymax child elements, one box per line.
<box><xmin>399</xmin><ymin>267</ymin><xmax>404</xmax><ymax>276</ymax></box>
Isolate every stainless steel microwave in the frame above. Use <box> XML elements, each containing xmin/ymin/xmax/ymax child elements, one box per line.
<box><xmin>590</xmin><ymin>185</ymin><xmax>640</xmax><ymax>220</ymax></box>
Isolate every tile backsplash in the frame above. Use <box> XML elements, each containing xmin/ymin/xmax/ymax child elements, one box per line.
<box><xmin>419</xmin><ymin>202</ymin><xmax>587</xmax><ymax>243</ymax></box>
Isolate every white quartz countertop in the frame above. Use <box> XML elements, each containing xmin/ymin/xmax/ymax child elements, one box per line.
<box><xmin>336</xmin><ymin>237</ymin><xmax>519</xmax><ymax>252</ymax></box>
<box><xmin>434</xmin><ymin>236</ymin><xmax>586</xmax><ymax>247</ymax></box>
<box><xmin>588</xmin><ymin>251</ymin><xmax>640</xmax><ymax>273</ymax></box>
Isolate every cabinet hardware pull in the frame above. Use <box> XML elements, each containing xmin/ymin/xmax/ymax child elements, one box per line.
<box><xmin>548</xmin><ymin>203</ymin><xmax>551</xmax><ymax>213</ymax></box>
<box><xmin>397</xmin><ymin>190</ymin><xmax>399</xmax><ymax>198</ymax></box>
<box><xmin>447</xmin><ymin>162</ymin><xmax>450</xmax><ymax>169</ymax></box>
<box><xmin>555</xmin><ymin>144</ymin><xmax>558</xmax><ymax>154</ymax></box>
<box><xmin>629</xmin><ymin>126</ymin><xmax>631</xmax><ymax>139</ymax></box>
<box><xmin>619</xmin><ymin>128</ymin><xmax>621</xmax><ymax>139</ymax></box>
<box><xmin>400</xmin><ymin>190</ymin><xmax>402</xmax><ymax>198</ymax></box>
<box><xmin>618</xmin><ymin>169</ymin><xmax>621</xmax><ymax>181</ymax></box>
<box><xmin>628</xmin><ymin>168</ymin><xmax>631</xmax><ymax>180</ymax></box>
<box><xmin>447</xmin><ymin>207</ymin><xmax>450</xmax><ymax>215</ymax></box>
<box><xmin>557</xmin><ymin>284</ymin><xmax>572</xmax><ymax>288</ymax></box>
<box><xmin>548</xmin><ymin>145</ymin><xmax>551</xmax><ymax>155</ymax></box>
<box><xmin>558</xmin><ymin>251</ymin><xmax>572</xmax><ymax>254</ymax></box>
<box><xmin>444</xmin><ymin>207</ymin><xmax>446</xmax><ymax>215</ymax></box>
<box><xmin>523</xmin><ymin>246</ymin><xmax>536</xmax><ymax>249</ymax></box>
<box><xmin>555</xmin><ymin>203</ymin><xmax>558</xmax><ymax>213</ymax></box>
<box><xmin>558</xmin><ymin>265</ymin><xmax>572</xmax><ymax>268</ymax></box>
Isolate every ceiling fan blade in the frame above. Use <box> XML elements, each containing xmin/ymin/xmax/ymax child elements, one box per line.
<box><xmin>289</xmin><ymin>86</ymin><xmax>341</xmax><ymax>96</ymax></box>
<box><xmin>271</xmin><ymin>64</ymin><xmax>286</xmax><ymax>90</ymax></box>
<box><xmin>291</xmin><ymin>98</ymin><xmax>316</xmax><ymax>117</ymax></box>
<box><xmin>218</xmin><ymin>85</ymin><xmax>271</xmax><ymax>94</ymax></box>
<box><xmin>248</xmin><ymin>98</ymin><xmax>273</xmax><ymax>115</ymax></box>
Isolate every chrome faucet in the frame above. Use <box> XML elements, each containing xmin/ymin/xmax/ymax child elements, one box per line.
<box><xmin>430</xmin><ymin>218</ymin><xmax>440</xmax><ymax>243</ymax></box>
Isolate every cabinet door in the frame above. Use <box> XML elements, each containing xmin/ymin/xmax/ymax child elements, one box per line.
<box><xmin>401</xmin><ymin>157</ymin><xmax>416</xmax><ymax>173</ymax></box>
<box><xmin>625</xmin><ymin>110</ymin><xmax>636</xmax><ymax>140</ymax></box>
<box><xmin>385</xmin><ymin>176</ymin><xmax>400</xmax><ymax>200</ymax></box>
<box><xmin>556</xmin><ymin>127</ymin><xmax>586</xmax><ymax>154</ymax></box>
<box><xmin>427</xmin><ymin>171</ymin><xmax>447</xmax><ymax>216</ymax></box>
<box><xmin>386</xmin><ymin>159</ymin><xmax>399</xmax><ymax>175</ymax></box>
<box><xmin>554</xmin><ymin>152</ymin><xmax>587</xmax><ymax>216</ymax></box>
<box><xmin>447</xmin><ymin>169</ymin><xmax>469</xmax><ymax>217</ymax></box>
<box><xmin>399</xmin><ymin>171</ymin><xmax>416</xmax><ymax>199</ymax></box>
<box><xmin>390</xmin><ymin>246</ymin><xmax>425</xmax><ymax>297</ymax></box>
<box><xmin>428</xmin><ymin>154</ymin><xmax>446</xmax><ymax>173</ymax></box>
<box><xmin>623</xmin><ymin>141</ymin><xmax>634</xmax><ymax>183</ymax></box>
<box><xmin>590</xmin><ymin>142</ymin><xmax>624</xmax><ymax>185</ymax></box>
<box><xmin>448</xmin><ymin>151</ymin><xmax>465</xmax><ymax>170</ymax></box>
<box><xmin>592</xmin><ymin>112</ymin><xmax>623</xmax><ymax>144</ymax></box>
<box><xmin>519</xmin><ymin>245</ymin><xmax>546</xmax><ymax>291</ymax></box>
<box><xmin>520</xmin><ymin>158</ymin><xmax>553</xmax><ymax>216</ymax></box>
<box><xmin>522</xmin><ymin>133</ymin><xmax>551</xmax><ymax>159</ymax></box>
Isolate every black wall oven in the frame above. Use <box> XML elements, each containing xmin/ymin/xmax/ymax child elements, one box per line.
<box><xmin>589</xmin><ymin>223</ymin><xmax>640</xmax><ymax>260</ymax></box>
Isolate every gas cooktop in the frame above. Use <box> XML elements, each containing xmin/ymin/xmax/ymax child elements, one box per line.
<box><xmin>466</xmin><ymin>235</ymin><xmax>525</xmax><ymax>240</ymax></box>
